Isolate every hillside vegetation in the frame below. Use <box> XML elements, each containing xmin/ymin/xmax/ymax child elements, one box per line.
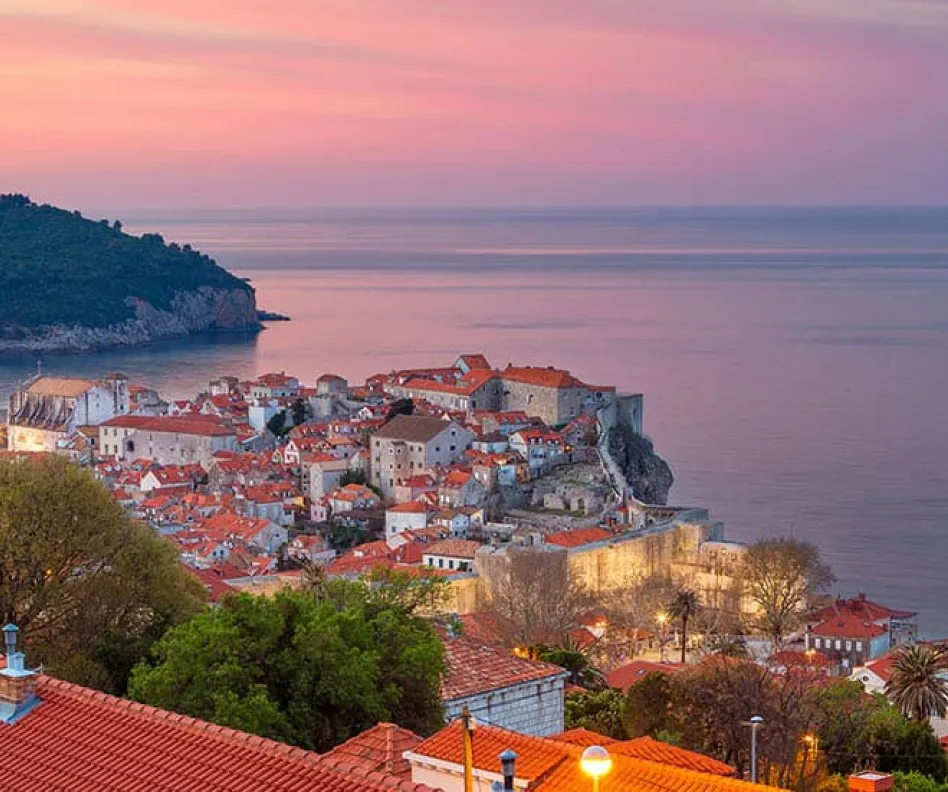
<box><xmin>0</xmin><ymin>194</ymin><xmax>253</xmax><ymax>328</ymax></box>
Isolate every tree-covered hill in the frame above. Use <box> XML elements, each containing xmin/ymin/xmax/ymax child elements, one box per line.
<box><xmin>0</xmin><ymin>194</ymin><xmax>254</xmax><ymax>328</ymax></box>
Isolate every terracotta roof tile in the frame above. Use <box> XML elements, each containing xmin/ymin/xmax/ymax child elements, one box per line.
<box><xmin>545</xmin><ymin>527</ymin><xmax>612</xmax><ymax>548</ymax></box>
<box><xmin>439</xmin><ymin>631</ymin><xmax>567</xmax><ymax>701</ymax></box>
<box><xmin>0</xmin><ymin>676</ymin><xmax>440</xmax><ymax>791</ymax></box>
<box><xmin>606</xmin><ymin>660</ymin><xmax>680</xmax><ymax>692</ymax></box>
<box><xmin>608</xmin><ymin>736</ymin><xmax>736</xmax><ymax>776</ymax></box>
<box><xmin>424</xmin><ymin>539</ymin><xmax>482</xmax><ymax>559</ymax></box>
<box><xmin>502</xmin><ymin>366</ymin><xmax>585</xmax><ymax>390</ymax></box>
<box><xmin>321</xmin><ymin>723</ymin><xmax>423</xmax><ymax>780</ymax></box>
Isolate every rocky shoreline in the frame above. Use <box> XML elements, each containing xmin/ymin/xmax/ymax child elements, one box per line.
<box><xmin>0</xmin><ymin>287</ymin><xmax>261</xmax><ymax>355</ymax></box>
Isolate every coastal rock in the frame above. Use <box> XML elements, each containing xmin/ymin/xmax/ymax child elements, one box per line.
<box><xmin>0</xmin><ymin>287</ymin><xmax>260</xmax><ymax>354</ymax></box>
<box><xmin>608</xmin><ymin>424</ymin><xmax>674</xmax><ymax>505</ymax></box>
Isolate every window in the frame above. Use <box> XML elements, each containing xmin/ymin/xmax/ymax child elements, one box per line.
<box><xmin>449</xmin><ymin>445</ymin><xmax>456</xmax><ymax>452</ymax></box>
<box><xmin>835</xmin><ymin>640</ymin><xmax>842</xmax><ymax>650</ymax></box>
<box><xmin>812</xmin><ymin>638</ymin><xmax>820</xmax><ymax>649</ymax></box>
<box><xmin>856</xmin><ymin>641</ymin><xmax>863</xmax><ymax>651</ymax></box>
<box><xmin>845</xmin><ymin>640</ymin><xmax>852</xmax><ymax>651</ymax></box>
<box><xmin>438</xmin><ymin>558</ymin><xmax>444</xmax><ymax>568</ymax></box>
<box><xmin>435</xmin><ymin>446</ymin><xmax>440</xmax><ymax>452</ymax></box>
<box><xmin>448</xmin><ymin>560</ymin><xmax>455</xmax><ymax>570</ymax></box>
<box><xmin>126</xmin><ymin>440</ymin><xmax>135</xmax><ymax>453</ymax></box>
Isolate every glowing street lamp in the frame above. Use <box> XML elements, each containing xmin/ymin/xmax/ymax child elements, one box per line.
<box><xmin>580</xmin><ymin>745</ymin><xmax>612</xmax><ymax>792</ymax></box>
<box><xmin>656</xmin><ymin>612</ymin><xmax>669</xmax><ymax>662</ymax></box>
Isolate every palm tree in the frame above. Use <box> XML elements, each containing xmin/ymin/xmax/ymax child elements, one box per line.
<box><xmin>668</xmin><ymin>588</ymin><xmax>701</xmax><ymax>664</ymax></box>
<box><xmin>885</xmin><ymin>645</ymin><xmax>948</xmax><ymax>721</ymax></box>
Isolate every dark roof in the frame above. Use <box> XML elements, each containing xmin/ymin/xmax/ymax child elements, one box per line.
<box><xmin>372</xmin><ymin>415</ymin><xmax>456</xmax><ymax>443</ymax></box>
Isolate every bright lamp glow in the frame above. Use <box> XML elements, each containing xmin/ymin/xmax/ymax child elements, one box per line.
<box><xmin>580</xmin><ymin>745</ymin><xmax>612</xmax><ymax>779</ymax></box>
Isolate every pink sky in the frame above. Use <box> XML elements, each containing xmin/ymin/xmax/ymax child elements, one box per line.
<box><xmin>2</xmin><ymin>0</ymin><xmax>947</xmax><ymax>210</ymax></box>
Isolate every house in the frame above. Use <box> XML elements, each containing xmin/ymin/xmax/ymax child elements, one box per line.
<box><xmin>438</xmin><ymin>627</ymin><xmax>569</xmax><ymax>736</ymax></box>
<box><xmin>307</xmin><ymin>453</ymin><xmax>351</xmax><ymax>507</ymax></box>
<box><xmin>7</xmin><ymin>373</ymin><xmax>130</xmax><ymax>453</ymax></box>
<box><xmin>431</xmin><ymin>509</ymin><xmax>472</xmax><ymax>538</ymax></box>
<box><xmin>385</xmin><ymin>500</ymin><xmax>433</xmax><ymax>537</ymax></box>
<box><xmin>391</xmin><ymin>369</ymin><xmax>502</xmax><ymax>414</ymax></box>
<box><xmin>405</xmin><ymin>720</ymin><xmax>773</xmax><ymax>792</ymax></box>
<box><xmin>198</xmin><ymin>513</ymin><xmax>288</xmax><ymax>554</ymax></box>
<box><xmin>329</xmin><ymin>484</ymin><xmax>381</xmax><ymax>515</ymax></box>
<box><xmin>140</xmin><ymin>464</ymin><xmax>205</xmax><ymax>493</ymax></box>
<box><xmin>239</xmin><ymin>484</ymin><xmax>297</xmax><ymax>527</ymax></box>
<box><xmin>316</xmin><ymin>373</ymin><xmax>349</xmax><ymax>395</ymax></box>
<box><xmin>249</xmin><ymin>372</ymin><xmax>300</xmax><ymax>400</ymax></box>
<box><xmin>287</xmin><ymin>534</ymin><xmax>335</xmax><ymax>566</ymax></box>
<box><xmin>0</xmin><ymin>631</ymin><xmax>439</xmax><ymax>792</ymax></box>
<box><xmin>806</xmin><ymin>594</ymin><xmax>918</xmax><ymax>670</ymax></box>
<box><xmin>393</xmin><ymin>473</ymin><xmax>439</xmax><ymax>504</ymax></box>
<box><xmin>370</xmin><ymin>415</ymin><xmax>475</xmax><ymax>499</ymax></box>
<box><xmin>99</xmin><ymin>415</ymin><xmax>238</xmax><ymax>464</ymax></box>
<box><xmin>453</xmin><ymin>354</ymin><xmax>492</xmax><ymax>374</ymax></box>
<box><xmin>318</xmin><ymin>722</ymin><xmax>423</xmax><ymax>781</ymax></box>
<box><xmin>508</xmin><ymin>428</ymin><xmax>568</xmax><ymax>475</ymax></box>
<box><xmin>500</xmin><ymin>365</ymin><xmax>595</xmax><ymax>426</ymax></box>
<box><xmin>422</xmin><ymin>539</ymin><xmax>481</xmax><ymax>572</ymax></box>
<box><xmin>606</xmin><ymin>660</ymin><xmax>680</xmax><ymax>692</ymax></box>
<box><xmin>438</xmin><ymin>469</ymin><xmax>486</xmax><ymax>508</ymax></box>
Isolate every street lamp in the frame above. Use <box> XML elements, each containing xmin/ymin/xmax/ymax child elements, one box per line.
<box><xmin>656</xmin><ymin>612</ymin><xmax>668</xmax><ymax>662</ymax></box>
<box><xmin>741</xmin><ymin>715</ymin><xmax>764</xmax><ymax>784</ymax></box>
<box><xmin>580</xmin><ymin>745</ymin><xmax>612</xmax><ymax>792</ymax></box>
<box><xmin>801</xmin><ymin>733</ymin><xmax>818</xmax><ymax>786</ymax></box>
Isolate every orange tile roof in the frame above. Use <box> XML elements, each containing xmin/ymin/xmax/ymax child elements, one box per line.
<box><xmin>388</xmin><ymin>501</ymin><xmax>432</xmax><ymax>514</ymax></box>
<box><xmin>502</xmin><ymin>366</ymin><xmax>585</xmax><ymax>389</ymax></box>
<box><xmin>606</xmin><ymin>660</ymin><xmax>680</xmax><ymax>692</ymax></box>
<box><xmin>0</xmin><ymin>676</ymin><xmax>440</xmax><ymax>791</ymax></box>
<box><xmin>411</xmin><ymin>722</ymin><xmax>770</xmax><ymax>792</ymax></box>
<box><xmin>424</xmin><ymin>539</ymin><xmax>482</xmax><ymax>559</ymax></box>
<box><xmin>411</xmin><ymin>721</ymin><xmax>566</xmax><ymax>781</ymax></box>
<box><xmin>544</xmin><ymin>527</ymin><xmax>612</xmax><ymax>548</ymax></box>
<box><xmin>532</xmin><ymin>752</ymin><xmax>776</xmax><ymax>792</ymax></box>
<box><xmin>439</xmin><ymin>631</ymin><xmax>567</xmax><ymax>701</ymax></box>
<box><xmin>321</xmin><ymin>723</ymin><xmax>423</xmax><ymax>780</ymax></box>
<box><xmin>101</xmin><ymin>415</ymin><xmax>236</xmax><ymax>437</ymax></box>
<box><xmin>810</xmin><ymin>615</ymin><xmax>887</xmax><ymax>639</ymax></box>
<box><xmin>549</xmin><ymin>727</ymin><xmax>617</xmax><ymax>747</ymax></box>
<box><xmin>458</xmin><ymin>354</ymin><xmax>492</xmax><ymax>370</ymax></box>
<box><xmin>609</xmin><ymin>736</ymin><xmax>736</xmax><ymax>776</ymax></box>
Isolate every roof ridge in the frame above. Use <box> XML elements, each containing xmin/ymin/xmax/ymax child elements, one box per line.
<box><xmin>37</xmin><ymin>675</ymin><xmax>322</xmax><ymax>765</ymax></box>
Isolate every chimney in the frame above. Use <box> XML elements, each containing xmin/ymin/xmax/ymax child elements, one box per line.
<box><xmin>849</xmin><ymin>772</ymin><xmax>894</xmax><ymax>792</ymax></box>
<box><xmin>0</xmin><ymin>624</ymin><xmax>40</xmax><ymax>725</ymax></box>
<box><xmin>499</xmin><ymin>749</ymin><xmax>517</xmax><ymax>792</ymax></box>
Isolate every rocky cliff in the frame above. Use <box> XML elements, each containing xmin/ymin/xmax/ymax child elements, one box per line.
<box><xmin>608</xmin><ymin>424</ymin><xmax>675</xmax><ymax>505</ymax></box>
<box><xmin>0</xmin><ymin>194</ymin><xmax>262</xmax><ymax>353</ymax></box>
<box><xmin>0</xmin><ymin>287</ymin><xmax>260</xmax><ymax>354</ymax></box>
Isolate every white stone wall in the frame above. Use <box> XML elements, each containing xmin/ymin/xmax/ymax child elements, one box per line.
<box><xmin>99</xmin><ymin>426</ymin><xmax>236</xmax><ymax>464</ymax></box>
<box><xmin>386</xmin><ymin>510</ymin><xmax>429</xmax><ymax>536</ymax></box>
<box><xmin>443</xmin><ymin>675</ymin><xmax>567</xmax><ymax>737</ymax></box>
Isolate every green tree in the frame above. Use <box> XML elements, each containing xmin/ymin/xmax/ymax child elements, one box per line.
<box><xmin>385</xmin><ymin>398</ymin><xmax>414</xmax><ymax>422</ymax></box>
<box><xmin>267</xmin><ymin>410</ymin><xmax>289</xmax><ymax>437</ymax></box>
<box><xmin>0</xmin><ymin>455</ymin><xmax>204</xmax><ymax>693</ymax></box>
<box><xmin>886</xmin><ymin>645</ymin><xmax>948</xmax><ymax>722</ymax></box>
<box><xmin>290</xmin><ymin>398</ymin><xmax>308</xmax><ymax>427</ymax></box>
<box><xmin>538</xmin><ymin>640</ymin><xmax>604</xmax><ymax>689</ymax></box>
<box><xmin>564</xmin><ymin>688</ymin><xmax>628</xmax><ymax>740</ymax></box>
<box><xmin>667</xmin><ymin>588</ymin><xmax>700</xmax><ymax>664</ymax></box>
<box><xmin>623</xmin><ymin>672</ymin><xmax>674</xmax><ymax>738</ymax></box>
<box><xmin>893</xmin><ymin>772</ymin><xmax>948</xmax><ymax>792</ymax></box>
<box><xmin>742</xmin><ymin>538</ymin><xmax>835</xmax><ymax>648</ymax></box>
<box><xmin>129</xmin><ymin>582</ymin><xmax>445</xmax><ymax>751</ymax></box>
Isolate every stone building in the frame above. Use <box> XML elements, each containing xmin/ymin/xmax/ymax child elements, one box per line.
<box><xmin>7</xmin><ymin>374</ymin><xmax>130</xmax><ymax>453</ymax></box>
<box><xmin>389</xmin><ymin>369</ymin><xmax>502</xmax><ymax>414</ymax></box>
<box><xmin>369</xmin><ymin>415</ymin><xmax>475</xmax><ymax>500</ymax></box>
<box><xmin>99</xmin><ymin>415</ymin><xmax>238</xmax><ymax>464</ymax></box>
<box><xmin>437</xmin><ymin>627</ymin><xmax>568</xmax><ymax>737</ymax></box>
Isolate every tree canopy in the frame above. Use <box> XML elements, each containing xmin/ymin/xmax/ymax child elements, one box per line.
<box><xmin>0</xmin><ymin>194</ymin><xmax>252</xmax><ymax>328</ymax></box>
<box><xmin>128</xmin><ymin>580</ymin><xmax>446</xmax><ymax>751</ymax></box>
<box><xmin>742</xmin><ymin>538</ymin><xmax>835</xmax><ymax>645</ymax></box>
<box><xmin>0</xmin><ymin>455</ymin><xmax>205</xmax><ymax>693</ymax></box>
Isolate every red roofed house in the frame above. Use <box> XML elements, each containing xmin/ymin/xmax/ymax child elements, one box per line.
<box><xmin>0</xmin><ymin>629</ymin><xmax>439</xmax><ymax>792</ymax></box>
<box><xmin>99</xmin><ymin>415</ymin><xmax>238</xmax><ymax>464</ymax></box>
<box><xmin>438</xmin><ymin>469</ymin><xmax>486</xmax><ymax>508</ymax></box>
<box><xmin>250</xmin><ymin>372</ymin><xmax>300</xmax><ymax>399</ymax></box>
<box><xmin>319</xmin><ymin>722</ymin><xmax>423</xmax><ymax>781</ymax></box>
<box><xmin>438</xmin><ymin>626</ymin><xmax>569</xmax><ymax>736</ymax></box>
<box><xmin>500</xmin><ymin>365</ymin><xmax>598</xmax><ymax>426</ymax></box>
<box><xmin>330</xmin><ymin>484</ymin><xmax>381</xmax><ymax>515</ymax></box>
<box><xmin>405</xmin><ymin>719</ymin><xmax>775</xmax><ymax>792</ymax></box>
<box><xmin>198</xmin><ymin>513</ymin><xmax>288</xmax><ymax>554</ymax></box>
<box><xmin>508</xmin><ymin>428</ymin><xmax>568</xmax><ymax>476</ymax></box>
<box><xmin>422</xmin><ymin>539</ymin><xmax>481</xmax><ymax>573</ymax></box>
<box><xmin>385</xmin><ymin>500</ymin><xmax>434</xmax><ymax>537</ymax></box>
<box><xmin>606</xmin><ymin>660</ymin><xmax>680</xmax><ymax>692</ymax></box>
<box><xmin>806</xmin><ymin>594</ymin><xmax>918</xmax><ymax>670</ymax></box>
<box><xmin>544</xmin><ymin>527</ymin><xmax>613</xmax><ymax>549</ymax></box>
<box><xmin>140</xmin><ymin>464</ymin><xmax>206</xmax><ymax>493</ymax></box>
<box><xmin>454</xmin><ymin>354</ymin><xmax>492</xmax><ymax>374</ymax></box>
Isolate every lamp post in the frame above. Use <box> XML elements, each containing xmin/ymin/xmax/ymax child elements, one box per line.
<box><xmin>740</xmin><ymin>715</ymin><xmax>764</xmax><ymax>783</ymax></box>
<box><xmin>580</xmin><ymin>745</ymin><xmax>612</xmax><ymax>792</ymax></box>
<box><xmin>656</xmin><ymin>612</ymin><xmax>668</xmax><ymax>662</ymax></box>
<box><xmin>800</xmin><ymin>733</ymin><xmax>818</xmax><ymax>791</ymax></box>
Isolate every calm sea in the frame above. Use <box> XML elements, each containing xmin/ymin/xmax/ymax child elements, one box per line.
<box><xmin>3</xmin><ymin>207</ymin><xmax>947</xmax><ymax>634</ymax></box>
